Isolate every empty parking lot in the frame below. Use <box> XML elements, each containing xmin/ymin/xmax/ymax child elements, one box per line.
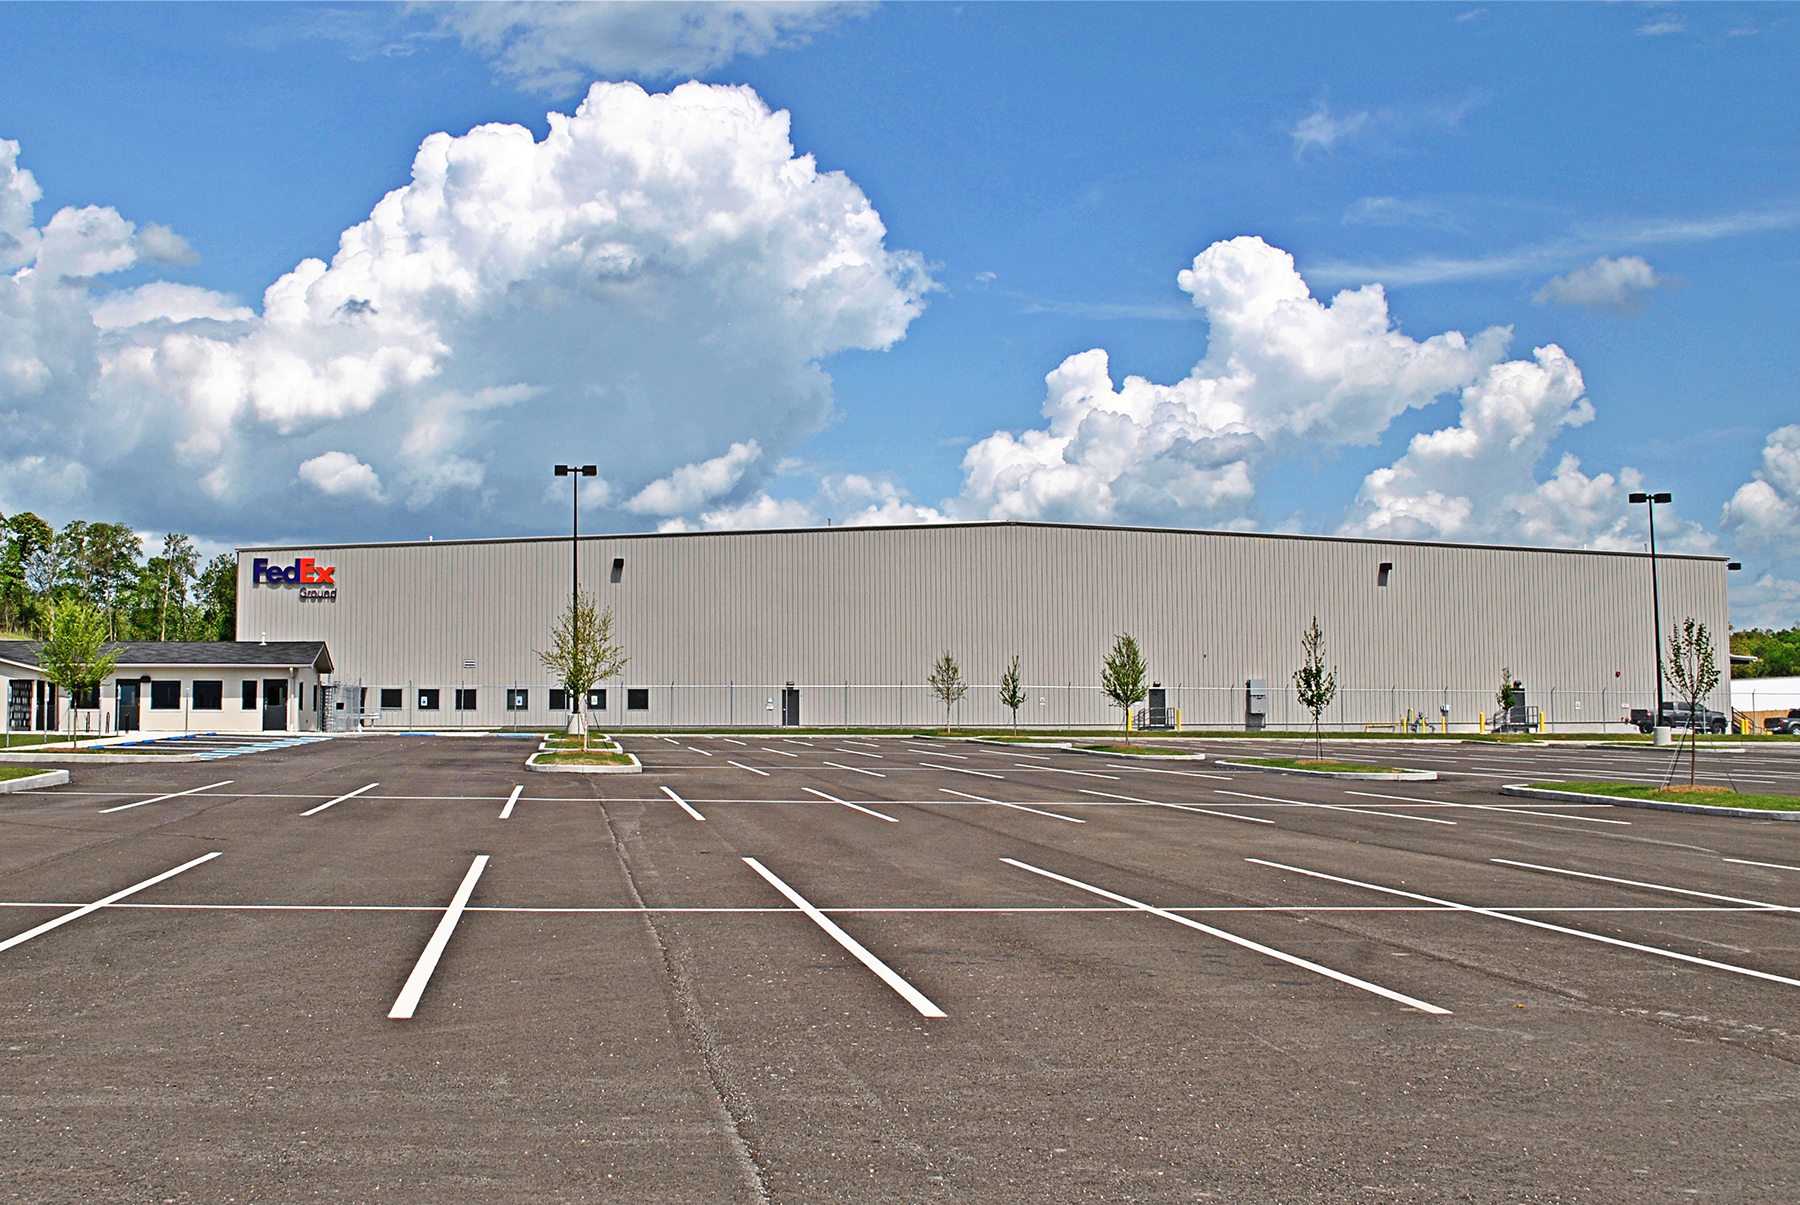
<box><xmin>3</xmin><ymin>733</ymin><xmax>1798</xmax><ymax>1201</ymax></box>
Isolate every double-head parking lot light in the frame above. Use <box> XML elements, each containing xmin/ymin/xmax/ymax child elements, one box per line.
<box><xmin>553</xmin><ymin>465</ymin><xmax>599</xmax><ymax>729</ymax></box>
<box><xmin>1627</xmin><ymin>491</ymin><xmax>1673</xmax><ymax>729</ymax></box>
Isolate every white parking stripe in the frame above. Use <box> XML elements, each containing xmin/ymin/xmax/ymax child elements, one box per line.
<box><xmin>803</xmin><ymin>787</ymin><xmax>899</xmax><ymax>822</ymax></box>
<box><xmin>728</xmin><ymin>760</ymin><xmax>770</xmax><ymax>777</ymax></box>
<box><xmin>922</xmin><ymin>761</ymin><xmax>1003</xmax><ymax>779</ymax></box>
<box><xmin>1249</xmin><ymin>858</ymin><xmax>1800</xmax><ymax>991</ymax></box>
<box><xmin>686</xmin><ymin>745</ymin><xmax>715</xmax><ymax>756</ymax></box>
<box><xmin>499</xmin><ymin>785</ymin><xmax>523</xmax><ymax>820</ymax></box>
<box><xmin>1346</xmin><ymin>791</ymin><xmax>1631</xmax><ymax>826</ymax></box>
<box><xmin>1003</xmin><ymin>858</ymin><xmax>1448</xmax><ymax>1015</ymax></box>
<box><xmin>388</xmin><ymin>855</ymin><xmax>489</xmax><ymax>1020</ymax></box>
<box><xmin>99</xmin><ymin>779</ymin><xmax>235</xmax><ymax>814</ymax></box>
<box><xmin>0</xmin><ymin>852</ymin><xmax>222</xmax><ymax>955</ymax></box>
<box><xmin>724</xmin><ymin>738</ymin><xmax>748</xmax><ymax>746</ymax></box>
<box><xmin>917</xmin><ymin>748</ymin><xmax>968</xmax><ymax>758</ymax></box>
<box><xmin>1490</xmin><ymin>859</ymin><xmax>1797</xmax><ymax>912</ymax></box>
<box><xmin>660</xmin><ymin>786</ymin><xmax>706</xmax><ymax>821</ymax></box>
<box><xmin>1726</xmin><ymin>858</ymin><xmax>1800</xmax><ymax>874</ymax></box>
<box><xmin>760</xmin><ymin>746</ymin><xmax>801</xmax><ymax>758</ymax></box>
<box><xmin>1216</xmin><ymin>789</ymin><xmax>1456</xmax><ymax>826</ymax></box>
<box><xmin>823</xmin><ymin>760</ymin><xmax>886</xmax><ymax>778</ymax></box>
<box><xmin>1016</xmin><ymin>764</ymin><xmax>1118</xmax><ymax>780</ymax></box>
<box><xmin>833</xmin><ymin>747</ymin><xmax>885</xmax><ymax>759</ymax></box>
<box><xmin>742</xmin><ymin>858</ymin><xmax>945</xmax><ymax>1018</ymax></box>
<box><xmin>939</xmin><ymin>787</ymin><xmax>1084</xmax><ymax>823</ymax></box>
<box><xmin>1079</xmin><ymin>788</ymin><xmax>1272</xmax><ymax>825</ymax></box>
<box><xmin>1102</xmin><ymin>763</ymin><xmax>1234</xmax><ymax>780</ymax></box>
<box><xmin>301</xmin><ymin>781</ymin><xmax>381</xmax><ymax>817</ymax></box>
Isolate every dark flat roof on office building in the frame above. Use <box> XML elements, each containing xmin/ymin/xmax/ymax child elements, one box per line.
<box><xmin>0</xmin><ymin>641</ymin><xmax>332</xmax><ymax>673</ymax></box>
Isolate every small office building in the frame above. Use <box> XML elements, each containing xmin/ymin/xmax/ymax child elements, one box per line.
<box><xmin>0</xmin><ymin>641</ymin><xmax>333</xmax><ymax>737</ymax></box>
<box><xmin>235</xmin><ymin>521</ymin><xmax>1731</xmax><ymax>733</ymax></box>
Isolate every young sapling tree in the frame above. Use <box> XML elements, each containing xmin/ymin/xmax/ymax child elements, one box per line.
<box><xmin>1293</xmin><ymin>615</ymin><xmax>1338</xmax><ymax>760</ymax></box>
<box><xmin>998</xmin><ymin>654</ymin><xmax>1026</xmax><ymax>734</ymax></box>
<box><xmin>1100</xmin><ymin>634</ymin><xmax>1148</xmax><ymax>734</ymax></box>
<box><xmin>928</xmin><ymin>651</ymin><xmax>968</xmax><ymax>733</ymax></box>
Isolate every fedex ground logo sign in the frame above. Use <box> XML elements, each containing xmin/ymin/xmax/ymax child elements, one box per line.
<box><xmin>252</xmin><ymin>557</ymin><xmax>337</xmax><ymax>602</ymax></box>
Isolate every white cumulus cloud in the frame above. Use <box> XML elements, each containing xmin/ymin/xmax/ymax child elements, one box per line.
<box><xmin>1340</xmin><ymin>345</ymin><xmax>1598</xmax><ymax>542</ymax></box>
<box><xmin>90</xmin><ymin>282</ymin><xmax>253</xmax><ymax>330</ymax></box>
<box><xmin>949</xmin><ymin>236</ymin><xmax>1506</xmax><ymax>526</ymax></box>
<box><xmin>298</xmin><ymin>450</ymin><xmax>385</xmax><ymax>500</ymax></box>
<box><xmin>1533</xmin><ymin>255</ymin><xmax>1664</xmax><ymax>311</ymax></box>
<box><xmin>627</xmin><ymin>440</ymin><xmax>762</xmax><ymax>515</ymax></box>
<box><xmin>1723</xmin><ymin>425</ymin><xmax>1800</xmax><ymax>548</ymax></box>
<box><xmin>432</xmin><ymin>1</ymin><xmax>869</xmax><ymax>93</ymax></box>
<box><xmin>0</xmin><ymin>82</ymin><xmax>929</xmax><ymax>540</ymax></box>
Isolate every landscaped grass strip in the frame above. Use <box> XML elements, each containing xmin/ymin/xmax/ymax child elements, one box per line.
<box><xmin>1233</xmin><ymin>756</ymin><xmax>1409</xmax><ymax>774</ymax></box>
<box><xmin>1533</xmin><ymin>782</ymin><xmax>1800</xmax><ymax>812</ymax></box>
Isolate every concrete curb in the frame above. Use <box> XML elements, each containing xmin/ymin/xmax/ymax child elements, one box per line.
<box><xmin>965</xmin><ymin>738</ymin><xmax>1073</xmax><ymax>750</ymax></box>
<box><xmin>526</xmin><ymin>751</ymin><xmax>642</xmax><ymax>774</ymax></box>
<box><xmin>1217</xmin><ymin>760</ymin><xmax>1437</xmax><ymax>781</ymax></box>
<box><xmin>1500</xmin><ymin>783</ymin><xmax>1800</xmax><ymax>820</ymax></box>
<box><xmin>1069</xmin><ymin>745</ymin><xmax>1208</xmax><ymax>761</ymax></box>
<box><xmin>0</xmin><ymin>750</ymin><xmax>216</xmax><ymax>765</ymax></box>
<box><xmin>0</xmin><ymin>768</ymin><xmax>70</xmax><ymax>793</ymax></box>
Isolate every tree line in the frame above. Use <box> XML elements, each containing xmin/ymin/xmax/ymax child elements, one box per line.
<box><xmin>1730</xmin><ymin>627</ymin><xmax>1800</xmax><ymax>678</ymax></box>
<box><xmin>0</xmin><ymin>510</ymin><xmax>236</xmax><ymax>643</ymax></box>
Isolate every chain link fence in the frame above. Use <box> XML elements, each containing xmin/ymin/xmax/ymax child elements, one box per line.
<box><xmin>330</xmin><ymin>679</ymin><xmax>1695</xmax><ymax>734</ymax></box>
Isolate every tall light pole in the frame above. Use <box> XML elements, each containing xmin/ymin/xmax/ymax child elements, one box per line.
<box><xmin>1628</xmin><ymin>490</ymin><xmax>1672</xmax><ymax>732</ymax></box>
<box><xmin>554</xmin><ymin>464</ymin><xmax>598</xmax><ymax>729</ymax></box>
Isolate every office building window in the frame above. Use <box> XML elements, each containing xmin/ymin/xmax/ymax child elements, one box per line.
<box><xmin>380</xmin><ymin>687</ymin><xmax>402</xmax><ymax>710</ymax></box>
<box><xmin>586</xmin><ymin>688</ymin><xmax>606</xmax><ymax>710</ymax></box>
<box><xmin>627</xmin><ymin>688</ymin><xmax>649</xmax><ymax>711</ymax></box>
<box><xmin>506</xmin><ymin>689</ymin><xmax>529</xmax><ymax>711</ymax></box>
<box><xmin>549</xmin><ymin>688</ymin><xmax>568</xmax><ymax>711</ymax></box>
<box><xmin>193</xmin><ymin>680</ymin><xmax>223</xmax><ymax>710</ymax></box>
<box><xmin>150</xmin><ymin>681</ymin><xmax>181</xmax><ymax>710</ymax></box>
<box><xmin>418</xmin><ymin>689</ymin><xmax>440</xmax><ymax>711</ymax></box>
<box><xmin>454</xmin><ymin>688</ymin><xmax>477</xmax><ymax>711</ymax></box>
<box><xmin>242</xmin><ymin>681</ymin><xmax>257</xmax><ymax>708</ymax></box>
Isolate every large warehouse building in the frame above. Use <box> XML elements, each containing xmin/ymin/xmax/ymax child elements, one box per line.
<box><xmin>235</xmin><ymin>521</ymin><xmax>1731</xmax><ymax>734</ymax></box>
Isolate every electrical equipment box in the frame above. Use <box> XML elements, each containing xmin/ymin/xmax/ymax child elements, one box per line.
<box><xmin>1246</xmin><ymin>678</ymin><xmax>1269</xmax><ymax>731</ymax></box>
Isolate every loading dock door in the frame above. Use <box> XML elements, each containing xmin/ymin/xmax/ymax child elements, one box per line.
<box><xmin>262</xmin><ymin>679</ymin><xmax>289</xmax><ymax>732</ymax></box>
<box><xmin>116</xmin><ymin>682</ymin><xmax>140</xmax><ymax>733</ymax></box>
<box><xmin>781</xmin><ymin>686</ymin><xmax>801</xmax><ymax>727</ymax></box>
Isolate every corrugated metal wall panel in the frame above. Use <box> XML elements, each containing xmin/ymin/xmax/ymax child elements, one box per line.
<box><xmin>237</xmin><ymin>523</ymin><xmax>1732</xmax><ymax>729</ymax></box>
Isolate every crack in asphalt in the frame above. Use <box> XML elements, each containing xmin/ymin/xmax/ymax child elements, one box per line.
<box><xmin>592</xmin><ymin>781</ymin><xmax>773</xmax><ymax>1204</ymax></box>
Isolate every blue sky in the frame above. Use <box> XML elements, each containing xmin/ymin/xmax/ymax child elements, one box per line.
<box><xmin>1</xmin><ymin>2</ymin><xmax>1796</xmax><ymax>623</ymax></box>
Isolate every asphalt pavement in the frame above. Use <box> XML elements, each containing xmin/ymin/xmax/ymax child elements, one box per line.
<box><xmin>3</xmin><ymin>731</ymin><xmax>1798</xmax><ymax>1202</ymax></box>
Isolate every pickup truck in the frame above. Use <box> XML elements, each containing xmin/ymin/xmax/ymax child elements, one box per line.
<box><xmin>1763</xmin><ymin>709</ymin><xmax>1800</xmax><ymax>736</ymax></box>
<box><xmin>1630</xmin><ymin>702</ymin><xmax>1729</xmax><ymax>734</ymax></box>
